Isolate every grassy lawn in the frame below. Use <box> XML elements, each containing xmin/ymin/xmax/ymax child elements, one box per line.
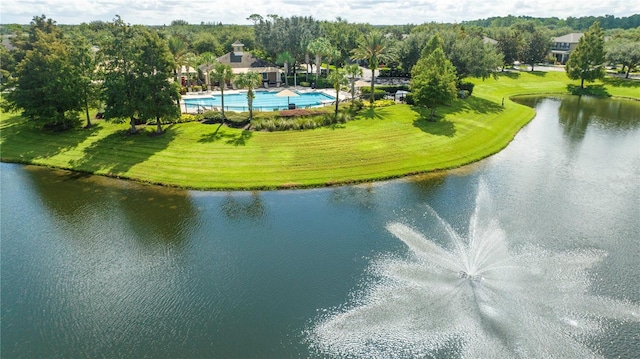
<box><xmin>1</xmin><ymin>71</ymin><xmax>638</xmax><ymax>190</ymax></box>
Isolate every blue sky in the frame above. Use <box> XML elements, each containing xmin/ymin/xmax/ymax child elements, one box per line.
<box><xmin>1</xmin><ymin>0</ymin><xmax>636</xmax><ymax>25</ymax></box>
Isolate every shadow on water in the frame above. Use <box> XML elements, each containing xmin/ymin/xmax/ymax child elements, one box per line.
<box><xmin>68</xmin><ymin>125</ymin><xmax>177</xmax><ymax>176</ymax></box>
<box><xmin>328</xmin><ymin>184</ymin><xmax>378</xmax><ymax>211</ymax></box>
<box><xmin>220</xmin><ymin>192</ymin><xmax>266</xmax><ymax>222</ymax></box>
<box><xmin>21</xmin><ymin>166</ymin><xmax>197</xmax><ymax>248</ymax></box>
<box><xmin>0</xmin><ymin>114</ymin><xmax>100</xmax><ymax>161</ymax></box>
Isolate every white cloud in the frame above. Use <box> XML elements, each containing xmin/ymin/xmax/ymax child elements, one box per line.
<box><xmin>1</xmin><ymin>0</ymin><xmax>637</xmax><ymax>25</ymax></box>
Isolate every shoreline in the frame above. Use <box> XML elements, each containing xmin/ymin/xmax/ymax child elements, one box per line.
<box><xmin>2</xmin><ymin>73</ymin><xmax>638</xmax><ymax>191</ymax></box>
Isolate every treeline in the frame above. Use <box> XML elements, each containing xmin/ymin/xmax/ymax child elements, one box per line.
<box><xmin>462</xmin><ymin>14</ymin><xmax>640</xmax><ymax>31</ymax></box>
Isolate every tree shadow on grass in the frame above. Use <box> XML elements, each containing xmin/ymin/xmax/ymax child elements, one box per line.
<box><xmin>411</xmin><ymin>107</ymin><xmax>456</xmax><ymax>137</ymax></box>
<box><xmin>567</xmin><ymin>84</ymin><xmax>611</xmax><ymax>97</ymax></box>
<box><xmin>603</xmin><ymin>77</ymin><xmax>640</xmax><ymax>89</ymax></box>
<box><xmin>445</xmin><ymin>96</ymin><xmax>504</xmax><ymax>115</ymax></box>
<box><xmin>360</xmin><ymin>107</ymin><xmax>385</xmax><ymax>120</ymax></box>
<box><xmin>496</xmin><ymin>71</ymin><xmax>521</xmax><ymax>79</ymax></box>
<box><xmin>527</xmin><ymin>70</ymin><xmax>548</xmax><ymax>77</ymax></box>
<box><xmin>1</xmin><ymin>113</ymin><xmax>100</xmax><ymax>161</ymax></box>
<box><xmin>68</xmin><ymin>125</ymin><xmax>177</xmax><ymax>176</ymax></box>
<box><xmin>198</xmin><ymin>127</ymin><xmax>253</xmax><ymax>146</ymax></box>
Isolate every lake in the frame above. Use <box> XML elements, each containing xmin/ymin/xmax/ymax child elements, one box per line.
<box><xmin>2</xmin><ymin>95</ymin><xmax>639</xmax><ymax>358</ymax></box>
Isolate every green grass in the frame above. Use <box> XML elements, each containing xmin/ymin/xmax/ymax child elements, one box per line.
<box><xmin>2</xmin><ymin>71</ymin><xmax>638</xmax><ymax>190</ymax></box>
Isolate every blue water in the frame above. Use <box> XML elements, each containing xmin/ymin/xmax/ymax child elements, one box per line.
<box><xmin>183</xmin><ymin>91</ymin><xmax>335</xmax><ymax>111</ymax></box>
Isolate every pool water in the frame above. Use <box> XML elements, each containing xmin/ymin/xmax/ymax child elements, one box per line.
<box><xmin>183</xmin><ymin>91</ymin><xmax>335</xmax><ymax>112</ymax></box>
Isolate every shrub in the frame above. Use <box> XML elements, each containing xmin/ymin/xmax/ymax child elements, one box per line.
<box><xmin>191</xmin><ymin>85</ymin><xmax>202</xmax><ymax>92</ymax></box>
<box><xmin>376</xmin><ymin>84</ymin><xmax>410</xmax><ymax>93</ymax></box>
<box><xmin>405</xmin><ymin>93</ymin><xmax>415</xmax><ymax>105</ymax></box>
<box><xmin>175</xmin><ymin>114</ymin><xmax>197</xmax><ymax>123</ymax></box>
<box><xmin>180</xmin><ymin>87</ymin><xmax>187</xmax><ymax>95</ymax></box>
<box><xmin>350</xmin><ymin>99</ymin><xmax>365</xmax><ymax>112</ymax></box>
<box><xmin>457</xmin><ymin>82</ymin><xmax>475</xmax><ymax>96</ymax></box>
<box><xmin>202</xmin><ymin>110</ymin><xmax>223</xmax><ymax>121</ymax></box>
<box><xmin>300</xmin><ymin>81</ymin><xmax>310</xmax><ymax>87</ymax></box>
<box><xmin>372</xmin><ymin>99</ymin><xmax>396</xmax><ymax>108</ymax></box>
<box><xmin>278</xmin><ymin>109</ymin><xmax>326</xmax><ymax>118</ymax></box>
<box><xmin>360</xmin><ymin>87</ymin><xmax>386</xmax><ymax>100</ymax></box>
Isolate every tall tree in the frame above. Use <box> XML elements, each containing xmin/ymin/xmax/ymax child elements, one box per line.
<box><xmin>351</xmin><ymin>30</ymin><xmax>396</xmax><ymax>106</ymax></box>
<box><xmin>606</xmin><ymin>37</ymin><xmax>640</xmax><ymax>79</ymax></box>
<box><xmin>210</xmin><ymin>62</ymin><xmax>235</xmax><ymax>120</ymax></box>
<box><xmin>495</xmin><ymin>28</ymin><xmax>524</xmax><ymax>70</ymax></box>
<box><xmin>183</xmin><ymin>52</ymin><xmax>197</xmax><ymax>90</ymax></box>
<box><xmin>344</xmin><ymin>63</ymin><xmax>363</xmax><ymax>104</ymax></box>
<box><xmin>520</xmin><ymin>28</ymin><xmax>551</xmax><ymax>71</ymax></box>
<box><xmin>168</xmin><ymin>35</ymin><xmax>187</xmax><ymax>83</ymax></box>
<box><xmin>135</xmin><ymin>28</ymin><xmax>181</xmax><ymax>134</ymax></box>
<box><xmin>197</xmin><ymin>52</ymin><xmax>217</xmax><ymax>91</ymax></box>
<box><xmin>70</xmin><ymin>37</ymin><xmax>102</xmax><ymax>128</ymax></box>
<box><xmin>3</xmin><ymin>17</ymin><xmax>83</xmax><ymax>130</ymax></box>
<box><xmin>307</xmin><ymin>37</ymin><xmax>331</xmax><ymax>84</ymax></box>
<box><xmin>101</xmin><ymin>16</ymin><xmax>141</xmax><ymax>133</ymax></box>
<box><xmin>234</xmin><ymin>71</ymin><xmax>263</xmax><ymax>123</ymax></box>
<box><xmin>566</xmin><ymin>22</ymin><xmax>606</xmax><ymax>88</ymax></box>
<box><xmin>398</xmin><ymin>30</ymin><xmax>434</xmax><ymax>75</ymax></box>
<box><xmin>410</xmin><ymin>46</ymin><xmax>458</xmax><ymax>121</ymax></box>
<box><xmin>276</xmin><ymin>51</ymin><xmax>294</xmax><ymax>87</ymax></box>
<box><xmin>327</xmin><ymin>67</ymin><xmax>348</xmax><ymax>117</ymax></box>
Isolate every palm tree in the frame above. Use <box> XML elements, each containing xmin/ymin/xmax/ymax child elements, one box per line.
<box><xmin>197</xmin><ymin>52</ymin><xmax>216</xmax><ymax>91</ymax></box>
<box><xmin>210</xmin><ymin>62</ymin><xmax>235</xmax><ymax>120</ymax></box>
<box><xmin>276</xmin><ymin>51</ymin><xmax>294</xmax><ymax>87</ymax></box>
<box><xmin>324</xmin><ymin>45</ymin><xmax>339</xmax><ymax>76</ymax></box>
<box><xmin>234</xmin><ymin>71</ymin><xmax>263</xmax><ymax>124</ymax></box>
<box><xmin>327</xmin><ymin>68</ymin><xmax>348</xmax><ymax>118</ymax></box>
<box><xmin>168</xmin><ymin>36</ymin><xmax>187</xmax><ymax>83</ymax></box>
<box><xmin>307</xmin><ymin>37</ymin><xmax>330</xmax><ymax>85</ymax></box>
<box><xmin>183</xmin><ymin>52</ymin><xmax>197</xmax><ymax>91</ymax></box>
<box><xmin>344</xmin><ymin>63</ymin><xmax>363</xmax><ymax>104</ymax></box>
<box><xmin>351</xmin><ymin>31</ymin><xmax>396</xmax><ymax>106</ymax></box>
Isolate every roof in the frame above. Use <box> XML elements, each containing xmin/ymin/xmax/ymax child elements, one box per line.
<box><xmin>554</xmin><ymin>33</ymin><xmax>583</xmax><ymax>43</ymax></box>
<box><xmin>216</xmin><ymin>51</ymin><xmax>278</xmax><ymax>71</ymax></box>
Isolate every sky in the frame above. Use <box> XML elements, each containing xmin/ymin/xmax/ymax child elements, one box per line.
<box><xmin>1</xmin><ymin>0</ymin><xmax>637</xmax><ymax>26</ymax></box>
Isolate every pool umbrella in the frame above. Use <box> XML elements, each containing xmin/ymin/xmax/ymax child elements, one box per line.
<box><xmin>276</xmin><ymin>88</ymin><xmax>299</xmax><ymax>105</ymax></box>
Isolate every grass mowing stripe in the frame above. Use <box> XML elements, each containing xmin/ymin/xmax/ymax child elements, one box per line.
<box><xmin>2</xmin><ymin>71</ymin><xmax>638</xmax><ymax>189</ymax></box>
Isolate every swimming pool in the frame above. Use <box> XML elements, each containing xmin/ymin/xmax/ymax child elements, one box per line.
<box><xmin>183</xmin><ymin>91</ymin><xmax>335</xmax><ymax>112</ymax></box>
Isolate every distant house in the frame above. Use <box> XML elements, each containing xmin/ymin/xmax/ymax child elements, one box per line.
<box><xmin>204</xmin><ymin>41</ymin><xmax>281</xmax><ymax>87</ymax></box>
<box><xmin>551</xmin><ymin>33</ymin><xmax>583</xmax><ymax>64</ymax></box>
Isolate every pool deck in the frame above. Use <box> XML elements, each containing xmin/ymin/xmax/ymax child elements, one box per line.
<box><xmin>180</xmin><ymin>87</ymin><xmax>351</xmax><ymax>114</ymax></box>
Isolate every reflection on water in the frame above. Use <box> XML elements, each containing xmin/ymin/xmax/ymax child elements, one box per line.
<box><xmin>22</xmin><ymin>165</ymin><xmax>197</xmax><ymax>248</ymax></box>
<box><xmin>221</xmin><ymin>192</ymin><xmax>266</xmax><ymax>221</ymax></box>
<box><xmin>2</xmin><ymin>95</ymin><xmax>639</xmax><ymax>358</ymax></box>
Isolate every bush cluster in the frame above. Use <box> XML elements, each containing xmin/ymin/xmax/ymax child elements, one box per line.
<box><xmin>252</xmin><ymin>112</ymin><xmax>352</xmax><ymax>131</ymax></box>
<box><xmin>360</xmin><ymin>87</ymin><xmax>387</xmax><ymax>100</ymax></box>
<box><xmin>375</xmin><ymin>84</ymin><xmax>410</xmax><ymax>93</ymax></box>
<box><xmin>457</xmin><ymin>82</ymin><xmax>475</xmax><ymax>96</ymax></box>
<box><xmin>371</xmin><ymin>99</ymin><xmax>396</xmax><ymax>108</ymax></box>
<box><xmin>278</xmin><ymin>109</ymin><xmax>327</xmax><ymax>118</ymax></box>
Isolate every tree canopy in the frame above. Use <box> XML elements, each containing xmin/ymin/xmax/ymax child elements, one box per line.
<box><xmin>410</xmin><ymin>40</ymin><xmax>458</xmax><ymax>120</ymax></box>
<box><xmin>566</xmin><ymin>22</ymin><xmax>606</xmax><ymax>88</ymax></box>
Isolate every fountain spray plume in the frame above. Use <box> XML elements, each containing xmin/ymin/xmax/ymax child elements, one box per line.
<box><xmin>309</xmin><ymin>180</ymin><xmax>639</xmax><ymax>358</ymax></box>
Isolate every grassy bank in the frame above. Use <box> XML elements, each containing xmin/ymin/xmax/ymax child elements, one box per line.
<box><xmin>1</xmin><ymin>71</ymin><xmax>638</xmax><ymax>190</ymax></box>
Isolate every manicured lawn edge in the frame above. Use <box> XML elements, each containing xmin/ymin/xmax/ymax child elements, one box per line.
<box><xmin>1</xmin><ymin>71</ymin><xmax>638</xmax><ymax>190</ymax></box>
